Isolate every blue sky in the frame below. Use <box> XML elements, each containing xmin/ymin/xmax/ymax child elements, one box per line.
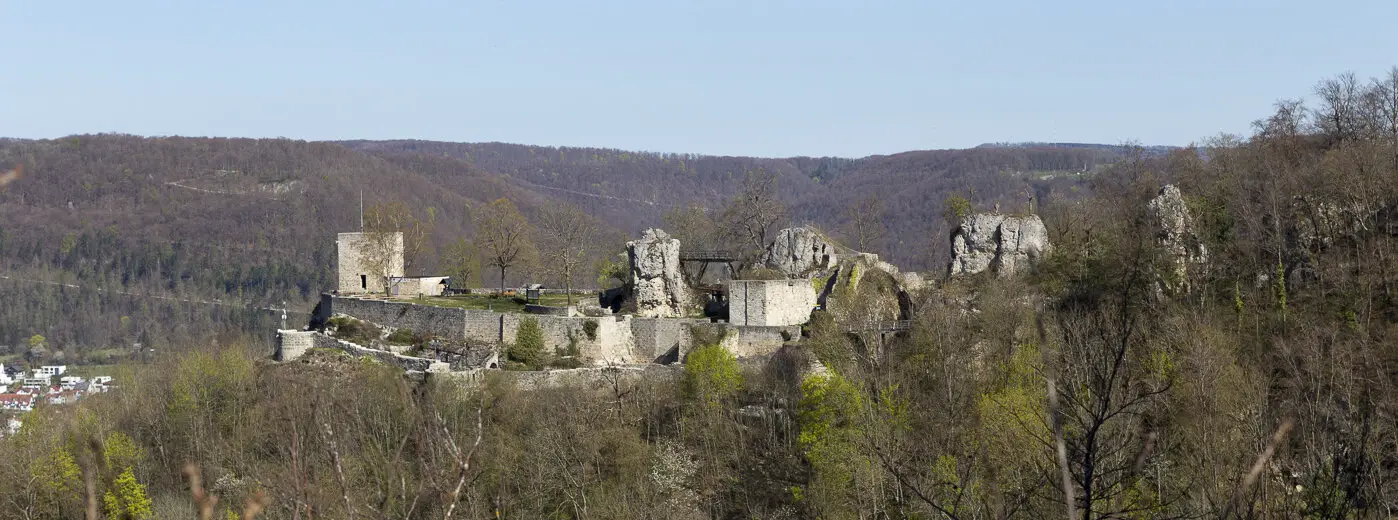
<box><xmin>3</xmin><ymin>0</ymin><xmax>1396</xmax><ymax>157</ymax></box>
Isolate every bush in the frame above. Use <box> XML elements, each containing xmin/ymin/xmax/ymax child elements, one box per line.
<box><xmin>781</xmin><ymin>329</ymin><xmax>793</xmax><ymax>342</ymax></box>
<box><xmin>385</xmin><ymin>328</ymin><xmax>419</xmax><ymax>345</ymax></box>
<box><xmin>510</xmin><ymin>317</ymin><xmax>545</xmax><ymax>367</ymax></box>
<box><xmin>583</xmin><ymin>319</ymin><xmax>599</xmax><ymax>341</ymax></box>
<box><xmin>683</xmin><ymin>344</ymin><xmax>742</xmax><ymax>407</ymax></box>
<box><xmin>328</xmin><ymin>316</ymin><xmax>381</xmax><ymax>345</ymax></box>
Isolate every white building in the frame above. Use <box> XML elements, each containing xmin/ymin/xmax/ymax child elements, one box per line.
<box><xmin>59</xmin><ymin>376</ymin><xmax>84</xmax><ymax>390</ymax></box>
<box><xmin>37</xmin><ymin>365</ymin><xmax>66</xmax><ymax>377</ymax></box>
<box><xmin>89</xmin><ymin>376</ymin><xmax>113</xmax><ymax>393</ymax></box>
<box><xmin>21</xmin><ymin>375</ymin><xmax>51</xmax><ymax>389</ymax></box>
<box><xmin>0</xmin><ymin>363</ymin><xmax>12</xmax><ymax>385</ymax></box>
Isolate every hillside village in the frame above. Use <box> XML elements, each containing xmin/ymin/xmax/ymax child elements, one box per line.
<box><xmin>0</xmin><ymin>363</ymin><xmax>113</xmax><ymax>435</ymax></box>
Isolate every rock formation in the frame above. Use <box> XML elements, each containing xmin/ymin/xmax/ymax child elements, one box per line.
<box><xmin>1147</xmin><ymin>185</ymin><xmax>1208</xmax><ymax>292</ymax></box>
<box><xmin>761</xmin><ymin>227</ymin><xmax>837</xmax><ymax>277</ymax></box>
<box><xmin>948</xmin><ymin>213</ymin><xmax>1050</xmax><ymax>277</ymax></box>
<box><xmin>627</xmin><ymin>229</ymin><xmax>693</xmax><ymax>318</ymax></box>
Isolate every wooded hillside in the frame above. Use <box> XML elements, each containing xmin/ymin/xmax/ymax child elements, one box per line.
<box><xmin>0</xmin><ymin>135</ymin><xmax>1114</xmax><ymax>356</ymax></box>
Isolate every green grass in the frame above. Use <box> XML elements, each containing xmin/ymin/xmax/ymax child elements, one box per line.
<box><xmin>61</xmin><ymin>364</ymin><xmax>120</xmax><ymax>379</ymax></box>
<box><xmin>415</xmin><ymin>293</ymin><xmax>577</xmax><ymax>312</ymax></box>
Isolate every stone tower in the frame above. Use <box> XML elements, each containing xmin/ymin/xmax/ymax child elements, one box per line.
<box><xmin>337</xmin><ymin>231</ymin><xmax>404</xmax><ymax>294</ymax></box>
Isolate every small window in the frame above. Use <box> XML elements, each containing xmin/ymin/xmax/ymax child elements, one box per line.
<box><xmin>360</xmin><ymin>275</ymin><xmax>367</xmax><ymax>289</ymax></box>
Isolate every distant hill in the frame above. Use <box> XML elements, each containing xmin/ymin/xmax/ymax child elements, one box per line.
<box><xmin>0</xmin><ymin>134</ymin><xmax>1148</xmax><ymax>355</ymax></box>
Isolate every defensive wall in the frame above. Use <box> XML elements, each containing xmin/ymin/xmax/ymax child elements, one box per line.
<box><xmin>725</xmin><ymin>279</ymin><xmax>818</xmax><ymax>327</ymax></box>
<box><xmin>326</xmin><ymin>294</ymin><xmax>795</xmax><ymax>366</ymax></box>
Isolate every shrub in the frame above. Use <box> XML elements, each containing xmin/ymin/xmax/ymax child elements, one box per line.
<box><xmin>780</xmin><ymin>329</ymin><xmax>793</xmax><ymax>342</ymax></box>
<box><xmin>385</xmin><ymin>328</ymin><xmax>419</xmax><ymax>345</ymax></box>
<box><xmin>510</xmin><ymin>317</ymin><xmax>545</xmax><ymax>367</ymax></box>
<box><xmin>683</xmin><ymin>344</ymin><xmax>742</xmax><ymax>407</ymax></box>
<box><xmin>582</xmin><ymin>319</ymin><xmax>599</xmax><ymax>341</ymax></box>
<box><xmin>328</xmin><ymin>317</ymin><xmax>380</xmax><ymax>345</ymax></box>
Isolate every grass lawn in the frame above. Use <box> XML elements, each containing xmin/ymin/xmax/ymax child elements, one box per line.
<box><xmin>412</xmin><ymin>293</ymin><xmax>579</xmax><ymax>312</ymax></box>
<box><xmin>60</xmin><ymin>364</ymin><xmax>121</xmax><ymax>379</ymax></box>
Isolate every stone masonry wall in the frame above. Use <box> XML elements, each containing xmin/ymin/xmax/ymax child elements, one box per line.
<box><xmin>276</xmin><ymin>330</ymin><xmax>316</xmax><ymax>361</ymax></box>
<box><xmin>330</xmin><ymin>296</ymin><xmax>466</xmax><ymax>340</ymax></box>
<box><xmin>337</xmin><ymin>232</ymin><xmax>404</xmax><ymax>294</ymax></box>
<box><xmin>726</xmin><ymin>279</ymin><xmax>817</xmax><ymax>327</ymax></box>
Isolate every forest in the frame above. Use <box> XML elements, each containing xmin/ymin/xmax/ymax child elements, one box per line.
<box><xmin>4</xmin><ymin>65</ymin><xmax>1398</xmax><ymax>518</ymax></box>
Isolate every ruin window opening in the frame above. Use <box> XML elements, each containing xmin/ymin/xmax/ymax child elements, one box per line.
<box><xmin>360</xmin><ymin>275</ymin><xmax>367</xmax><ymax>289</ymax></box>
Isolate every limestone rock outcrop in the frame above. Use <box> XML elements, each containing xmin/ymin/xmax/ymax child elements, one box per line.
<box><xmin>627</xmin><ymin>229</ymin><xmax>693</xmax><ymax>318</ymax></box>
<box><xmin>1148</xmin><ymin>185</ymin><xmax>1208</xmax><ymax>291</ymax></box>
<box><xmin>762</xmin><ymin>227</ymin><xmax>837</xmax><ymax>277</ymax></box>
<box><xmin>948</xmin><ymin>213</ymin><xmax>1050</xmax><ymax>277</ymax></box>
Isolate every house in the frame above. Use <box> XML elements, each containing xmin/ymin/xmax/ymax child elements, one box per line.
<box><xmin>89</xmin><ymin>376</ymin><xmax>113</xmax><ymax>393</ymax></box>
<box><xmin>37</xmin><ymin>365</ymin><xmax>66</xmax><ymax>377</ymax></box>
<box><xmin>0</xmin><ymin>393</ymin><xmax>36</xmax><ymax>412</ymax></box>
<box><xmin>20</xmin><ymin>375</ymin><xmax>50</xmax><ymax>390</ymax></box>
<box><xmin>47</xmin><ymin>390</ymin><xmax>80</xmax><ymax>405</ymax></box>
<box><xmin>59</xmin><ymin>376</ymin><xmax>84</xmax><ymax>390</ymax></box>
<box><xmin>0</xmin><ymin>363</ymin><xmax>13</xmax><ymax>385</ymax></box>
<box><xmin>390</xmin><ymin>276</ymin><xmax>450</xmax><ymax>297</ymax></box>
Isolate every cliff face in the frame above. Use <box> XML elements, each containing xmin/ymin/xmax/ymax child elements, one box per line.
<box><xmin>627</xmin><ymin>229</ymin><xmax>693</xmax><ymax>318</ymax></box>
<box><xmin>1148</xmin><ymin>185</ymin><xmax>1209</xmax><ymax>292</ymax></box>
<box><xmin>761</xmin><ymin>227</ymin><xmax>837</xmax><ymax>277</ymax></box>
<box><xmin>948</xmin><ymin>213</ymin><xmax>1050</xmax><ymax>277</ymax></box>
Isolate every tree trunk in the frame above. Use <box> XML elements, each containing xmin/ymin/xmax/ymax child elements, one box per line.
<box><xmin>565</xmin><ymin>265</ymin><xmax>574</xmax><ymax>308</ymax></box>
<box><xmin>500</xmin><ymin>266</ymin><xmax>507</xmax><ymax>294</ymax></box>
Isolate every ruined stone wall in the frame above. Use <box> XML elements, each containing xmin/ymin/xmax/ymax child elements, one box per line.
<box><xmin>336</xmin><ymin>232</ymin><xmax>404</xmax><ymax>294</ymax></box>
<box><xmin>275</xmin><ymin>330</ymin><xmax>450</xmax><ymax>372</ymax></box>
<box><xmin>275</xmin><ymin>330</ymin><xmax>316</xmax><ymax>361</ymax></box>
<box><xmin>726</xmin><ymin>279</ymin><xmax>817</xmax><ymax>327</ymax></box>
<box><xmin>330</xmin><ymin>296</ymin><xmax>465</xmax><ymax>340</ymax></box>
<box><xmin>499</xmin><ymin>314</ymin><xmax>638</xmax><ymax>364</ymax></box>
<box><xmin>721</xmin><ymin>325</ymin><xmax>795</xmax><ymax>359</ymax></box>
<box><xmin>632</xmin><ymin>318</ymin><xmax>705</xmax><ymax>363</ymax></box>
<box><xmin>330</xmin><ymin>296</ymin><xmax>792</xmax><ymax>367</ymax></box>
<box><xmin>463</xmin><ymin>310</ymin><xmax>505</xmax><ymax>344</ymax></box>
<box><xmin>436</xmin><ymin>365</ymin><xmax>683</xmax><ymax>391</ymax></box>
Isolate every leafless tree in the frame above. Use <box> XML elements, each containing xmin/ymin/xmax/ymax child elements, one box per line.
<box><xmin>843</xmin><ymin>196</ymin><xmax>887</xmax><ymax>252</ymax></box>
<box><xmin>535</xmin><ymin>204</ymin><xmax>597</xmax><ymax>307</ymax></box>
<box><xmin>718</xmin><ymin>169</ymin><xmax>787</xmax><ymax>264</ymax></box>
<box><xmin>360</xmin><ymin>200</ymin><xmax>433</xmax><ymax>295</ymax></box>
<box><xmin>475</xmin><ymin>198</ymin><xmax>535</xmax><ymax>293</ymax></box>
<box><xmin>1314</xmin><ymin>72</ymin><xmax>1366</xmax><ymax>145</ymax></box>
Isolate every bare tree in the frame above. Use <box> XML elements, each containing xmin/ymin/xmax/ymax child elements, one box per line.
<box><xmin>475</xmin><ymin>198</ymin><xmax>535</xmax><ymax>294</ymax></box>
<box><xmin>1314</xmin><ymin>72</ymin><xmax>1365</xmax><ymax>144</ymax></box>
<box><xmin>535</xmin><ymin>204</ymin><xmax>597</xmax><ymax>307</ymax></box>
<box><xmin>442</xmin><ymin>238</ymin><xmax>480</xmax><ymax>292</ymax></box>
<box><xmin>718</xmin><ymin>169</ymin><xmax>787</xmax><ymax>264</ymax></box>
<box><xmin>1371</xmin><ymin>67</ymin><xmax>1398</xmax><ymax>167</ymax></box>
<box><xmin>360</xmin><ymin>201</ymin><xmax>433</xmax><ymax>295</ymax></box>
<box><xmin>843</xmin><ymin>196</ymin><xmax>887</xmax><ymax>253</ymax></box>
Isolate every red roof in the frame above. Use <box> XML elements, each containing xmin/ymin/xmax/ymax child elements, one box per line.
<box><xmin>0</xmin><ymin>393</ymin><xmax>36</xmax><ymax>405</ymax></box>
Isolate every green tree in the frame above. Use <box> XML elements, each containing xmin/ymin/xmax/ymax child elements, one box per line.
<box><xmin>943</xmin><ymin>194</ymin><xmax>972</xmax><ymax>226</ymax></box>
<box><xmin>103</xmin><ymin>467</ymin><xmax>153</xmax><ymax>520</ymax></box>
<box><xmin>511</xmin><ymin>317</ymin><xmax>545</xmax><ymax>367</ymax></box>
<box><xmin>683</xmin><ymin>344</ymin><xmax>742</xmax><ymax>408</ymax></box>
